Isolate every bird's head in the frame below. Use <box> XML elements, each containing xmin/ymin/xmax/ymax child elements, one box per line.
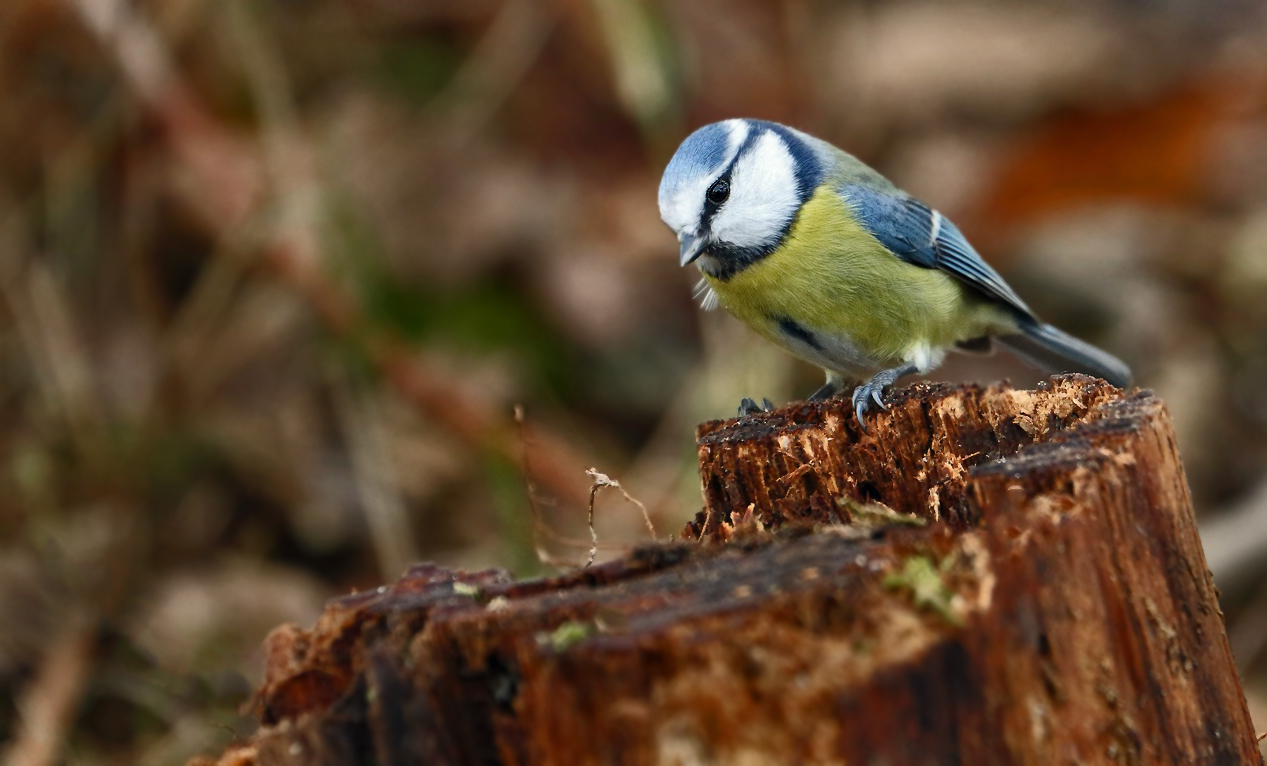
<box><xmin>657</xmin><ymin>118</ymin><xmax>825</xmax><ymax>280</ymax></box>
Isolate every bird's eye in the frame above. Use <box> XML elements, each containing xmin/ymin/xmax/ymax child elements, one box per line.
<box><xmin>706</xmin><ymin>179</ymin><xmax>730</xmax><ymax>205</ymax></box>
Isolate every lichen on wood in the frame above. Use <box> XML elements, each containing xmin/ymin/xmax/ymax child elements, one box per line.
<box><xmin>191</xmin><ymin>375</ymin><xmax>1263</xmax><ymax>766</ymax></box>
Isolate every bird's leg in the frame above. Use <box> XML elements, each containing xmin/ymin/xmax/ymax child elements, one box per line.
<box><xmin>851</xmin><ymin>362</ymin><xmax>920</xmax><ymax>430</ymax></box>
<box><xmin>736</xmin><ymin>397</ymin><xmax>777</xmax><ymax>417</ymax></box>
<box><xmin>808</xmin><ymin>379</ymin><xmax>842</xmax><ymax>402</ymax></box>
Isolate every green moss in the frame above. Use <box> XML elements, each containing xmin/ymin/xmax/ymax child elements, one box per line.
<box><xmin>838</xmin><ymin>498</ymin><xmax>926</xmax><ymax>529</ymax></box>
<box><xmin>883</xmin><ymin>555</ymin><xmax>962</xmax><ymax>627</ymax></box>
<box><xmin>452</xmin><ymin>581</ymin><xmax>482</xmax><ymax>599</ymax></box>
<box><xmin>372</xmin><ymin>38</ymin><xmax>464</xmax><ymax>107</ymax></box>
<box><xmin>536</xmin><ymin>620</ymin><xmax>596</xmax><ymax>653</ymax></box>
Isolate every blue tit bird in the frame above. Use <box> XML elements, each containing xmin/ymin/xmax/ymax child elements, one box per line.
<box><xmin>657</xmin><ymin>118</ymin><xmax>1131</xmax><ymax>426</ymax></box>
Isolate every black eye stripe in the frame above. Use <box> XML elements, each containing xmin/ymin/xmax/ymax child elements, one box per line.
<box><xmin>698</xmin><ymin>124</ymin><xmax>764</xmax><ymax>229</ymax></box>
<box><xmin>686</xmin><ymin>121</ymin><xmax>822</xmax><ymax>281</ymax></box>
<box><xmin>700</xmin><ymin>172</ymin><xmax>732</xmax><ymax>224</ymax></box>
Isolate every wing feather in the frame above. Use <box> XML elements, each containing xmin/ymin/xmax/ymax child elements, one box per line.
<box><xmin>843</xmin><ymin>185</ymin><xmax>1034</xmax><ymax>318</ymax></box>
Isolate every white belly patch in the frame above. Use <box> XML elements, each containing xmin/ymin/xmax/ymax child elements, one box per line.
<box><xmin>770</xmin><ymin>316</ymin><xmax>882</xmax><ymax>379</ymax></box>
<box><xmin>770</xmin><ymin>316</ymin><xmax>945</xmax><ymax>380</ymax></box>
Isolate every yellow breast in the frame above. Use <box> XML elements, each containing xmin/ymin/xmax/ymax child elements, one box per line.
<box><xmin>704</xmin><ymin>186</ymin><xmax>1013</xmax><ymax>372</ymax></box>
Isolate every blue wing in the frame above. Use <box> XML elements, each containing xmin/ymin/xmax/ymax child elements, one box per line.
<box><xmin>843</xmin><ymin>185</ymin><xmax>1034</xmax><ymax>318</ymax></box>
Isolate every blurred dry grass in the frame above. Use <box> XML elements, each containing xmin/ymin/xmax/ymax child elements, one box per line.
<box><xmin>1</xmin><ymin>0</ymin><xmax>1267</xmax><ymax>762</ymax></box>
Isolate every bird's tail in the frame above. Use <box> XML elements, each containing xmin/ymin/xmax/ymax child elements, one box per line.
<box><xmin>996</xmin><ymin>321</ymin><xmax>1132</xmax><ymax>388</ymax></box>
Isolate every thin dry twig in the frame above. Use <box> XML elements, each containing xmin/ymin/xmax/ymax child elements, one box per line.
<box><xmin>584</xmin><ymin>481</ymin><xmax>601</xmax><ymax>569</ymax></box>
<box><xmin>0</xmin><ymin>256</ymin><xmax>102</xmax><ymax>453</ymax></box>
<box><xmin>583</xmin><ymin>467</ymin><xmax>660</xmax><ymax>568</ymax></box>
<box><xmin>514</xmin><ymin>410</ymin><xmax>652</xmax><ymax>569</ymax></box>
<box><xmin>330</xmin><ymin>364</ymin><xmax>420</xmax><ymax>582</ymax></box>
<box><xmin>62</xmin><ymin>0</ymin><xmax>594</xmax><ymax>513</ymax></box>
<box><xmin>585</xmin><ymin>468</ymin><xmax>657</xmax><ymax>540</ymax></box>
<box><xmin>514</xmin><ymin>405</ymin><xmax>588</xmax><ymax>569</ymax></box>
<box><xmin>431</xmin><ymin>0</ymin><xmax>557</xmax><ymax>142</ymax></box>
<box><xmin>1</xmin><ymin>620</ymin><xmax>97</xmax><ymax>766</ymax></box>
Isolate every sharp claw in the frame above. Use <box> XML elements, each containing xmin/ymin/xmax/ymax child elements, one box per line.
<box><xmin>852</xmin><ymin>389</ymin><xmax>869</xmax><ymax>432</ymax></box>
<box><xmin>848</xmin><ymin>363</ymin><xmax>918</xmax><ymax>430</ymax></box>
<box><xmin>872</xmin><ymin>389</ymin><xmax>888</xmax><ymax>411</ymax></box>
<box><xmin>738</xmin><ymin>396</ymin><xmax>778</xmax><ymax>417</ymax></box>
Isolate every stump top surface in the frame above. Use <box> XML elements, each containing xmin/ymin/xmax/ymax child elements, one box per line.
<box><xmin>193</xmin><ymin>376</ymin><xmax>1262</xmax><ymax>766</ymax></box>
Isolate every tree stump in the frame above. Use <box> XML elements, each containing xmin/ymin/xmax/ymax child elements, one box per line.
<box><xmin>193</xmin><ymin>376</ymin><xmax>1262</xmax><ymax>766</ymax></box>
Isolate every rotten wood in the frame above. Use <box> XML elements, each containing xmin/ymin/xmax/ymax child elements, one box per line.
<box><xmin>191</xmin><ymin>375</ymin><xmax>1262</xmax><ymax>766</ymax></box>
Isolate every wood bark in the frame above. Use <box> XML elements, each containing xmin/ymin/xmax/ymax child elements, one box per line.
<box><xmin>192</xmin><ymin>375</ymin><xmax>1262</xmax><ymax>766</ymax></box>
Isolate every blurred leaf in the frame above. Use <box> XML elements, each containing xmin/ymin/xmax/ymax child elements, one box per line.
<box><xmin>327</xmin><ymin>193</ymin><xmax>573</xmax><ymax>392</ymax></box>
<box><xmin>142</xmin><ymin>432</ymin><xmax>230</xmax><ymax>507</ymax></box>
<box><xmin>590</xmin><ymin>0</ymin><xmax>683</xmax><ymax>143</ymax></box>
<box><xmin>372</xmin><ymin>37</ymin><xmax>466</xmax><ymax>107</ymax></box>
<box><xmin>973</xmin><ymin>79</ymin><xmax>1244</xmax><ymax>237</ymax></box>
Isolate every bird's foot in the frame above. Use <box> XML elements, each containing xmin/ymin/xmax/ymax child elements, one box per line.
<box><xmin>737</xmin><ymin>397</ymin><xmax>776</xmax><ymax>417</ymax></box>
<box><xmin>850</xmin><ymin>363</ymin><xmax>919</xmax><ymax>431</ymax></box>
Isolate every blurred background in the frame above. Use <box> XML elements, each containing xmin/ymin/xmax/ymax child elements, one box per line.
<box><xmin>2</xmin><ymin>0</ymin><xmax>1267</xmax><ymax>762</ymax></box>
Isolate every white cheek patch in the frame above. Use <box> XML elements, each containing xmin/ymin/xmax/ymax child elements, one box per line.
<box><xmin>658</xmin><ymin>120</ymin><xmax>751</xmax><ymax>237</ymax></box>
<box><xmin>710</xmin><ymin>131</ymin><xmax>799</xmax><ymax>250</ymax></box>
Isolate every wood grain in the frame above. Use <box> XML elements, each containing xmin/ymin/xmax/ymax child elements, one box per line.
<box><xmin>191</xmin><ymin>376</ymin><xmax>1261</xmax><ymax>766</ymax></box>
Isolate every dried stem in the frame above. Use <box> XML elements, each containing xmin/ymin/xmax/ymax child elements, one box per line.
<box><xmin>585</xmin><ymin>468</ymin><xmax>657</xmax><ymax>541</ymax></box>
<box><xmin>329</xmin><ymin>364</ymin><xmax>420</xmax><ymax>582</ymax></box>
<box><xmin>1</xmin><ymin>620</ymin><xmax>97</xmax><ymax>766</ymax></box>
<box><xmin>62</xmin><ymin>0</ymin><xmax>594</xmax><ymax>512</ymax></box>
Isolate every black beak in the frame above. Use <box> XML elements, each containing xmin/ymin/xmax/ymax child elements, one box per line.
<box><xmin>679</xmin><ymin>233</ymin><xmax>707</xmax><ymax>267</ymax></box>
